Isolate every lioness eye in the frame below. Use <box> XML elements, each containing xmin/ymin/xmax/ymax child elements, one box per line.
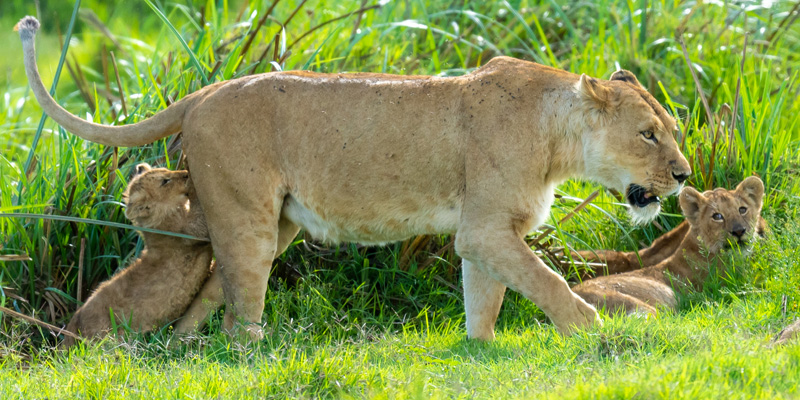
<box><xmin>712</xmin><ymin>213</ymin><xmax>724</xmax><ymax>221</ymax></box>
<box><xmin>640</xmin><ymin>130</ymin><xmax>658</xmax><ymax>143</ymax></box>
<box><xmin>161</xmin><ymin>179</ymin><xmax>171</xmax><ymax>187</ymax></box>
<box><xmin>739</xmin><ymin>207</ymin><xmax>747</xmax><ymax>215</ymax></box>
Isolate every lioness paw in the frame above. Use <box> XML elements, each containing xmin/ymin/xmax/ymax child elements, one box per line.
<box><xmin>555</xmin><ymin>296</ymin><xmax>601</xmax><ymax>335</ymax></box>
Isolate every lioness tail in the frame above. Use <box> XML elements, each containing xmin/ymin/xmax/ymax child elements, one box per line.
<box><xmin>16</xmin><ymin>16</ymin><xmax>193</xmax><ymax>147</ymax></box>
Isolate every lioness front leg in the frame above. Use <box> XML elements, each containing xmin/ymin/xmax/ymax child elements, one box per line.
<box><xmin>457</xmin><ymin>226</ymin><xmax>600</xmax><ymax>336</ymax></box>
<box><xmin>462</xmin><ymin>259</ymin><xmax>506</xmax><ymax>340</ymax></box>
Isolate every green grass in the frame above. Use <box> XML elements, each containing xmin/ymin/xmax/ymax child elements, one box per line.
<box><xmin>2</xmin><ymin>217</ymin><xmax>800</xmax><ymax>398</ymax></box>
<box><xmin>1</xmin><ymin>0</ymin><xmax>800</xmax><ymax>397</ymax></box>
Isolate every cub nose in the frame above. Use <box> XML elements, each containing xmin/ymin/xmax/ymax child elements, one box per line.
<box><xmin>672</xmin><ymin>171</ymin><xmax>690</xmax><ymax>184</ymax></box>
<box><xmin>731</xmin><ymin>225</ymin><xmax>746</xmax><ymax>238</ymax></box>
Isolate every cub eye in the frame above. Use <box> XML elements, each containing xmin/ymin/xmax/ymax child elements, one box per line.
<box><xmin>712</xmin><ymin>213</ymin><xmax>724</xmax><ymax>221</ymax></box>
<box><xmin>739</xmin><ymin>207</ymin><xmax>747</xmax><ymax>215</ymax></box>
<box><xmin>161</xmin><ymin>179</ymin><xmax>171</xmax><ymax>187</ymax></box>
<box><xmin>640</xmin><ymin>130</ymin><xmax>658</xmax><ymax>143</ymax></box>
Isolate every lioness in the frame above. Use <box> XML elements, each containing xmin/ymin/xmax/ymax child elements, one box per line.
<box><xmin>18</xmin><ymin>16</ymin><xmax>691</xmax><ymax>340</ymax></box>
<box><xmin>62</xmin><ymin>164</ymin><xmax>213</xmax><ymax>346</ymax></box>
<box><xmin>571</xmin><ymin>177</ymin><xmax>765</xmax><ymax>315</ymax></box>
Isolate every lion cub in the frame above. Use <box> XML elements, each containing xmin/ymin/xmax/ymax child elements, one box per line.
<box><xmin>570</xmin><ymin>176</ymin><xmax>765</xmax><ymax>315</ymax></box>
<box><xmin>63</xmin><ymin>164</ymin><xmax>213</xmax><ymax>346</ymax></box>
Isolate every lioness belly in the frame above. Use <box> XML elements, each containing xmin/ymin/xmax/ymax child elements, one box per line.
<box><xmin>282</xmin><ymin>194</ymin><xmax>461</xmax><ymax>244</ymax></box>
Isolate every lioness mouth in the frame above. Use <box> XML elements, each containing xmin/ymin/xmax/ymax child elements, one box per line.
<box><xmin>626</xmin><ymin>184</ymin><xmax>660</xmax><ymax>208</ymax></box>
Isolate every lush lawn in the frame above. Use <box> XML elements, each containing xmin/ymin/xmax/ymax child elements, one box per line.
<box><xmin>1</xmin><ymin>0</ymin><xmax>799</xmax><ymax>398</ymax></box>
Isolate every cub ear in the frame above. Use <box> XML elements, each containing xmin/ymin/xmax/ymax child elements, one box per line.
<box><xmin>123</xmin><ymin>191</ymin><xmax>149</xmax><ymax>220</ymax></box>
<box><xmin>124</xmin><ymin>205</ymin><xmax>150</xmax><ymax>222</ymax></box>
<box><xmin>679</xmin><ymin>186</ymin><xmax>706</xmax><ymax>224</ymax></box>
<box><xmin>134</xmin><ymin>163</ymin><xmax>152</xmax><ymax>177</ymax></box>
<box><xmin>610</xmin><ymin>69</ymin><xmax>642</xmax><ymax>87</ymax></box>
<box><xmin>577</xmin><ymin>74</ymin><xmax>617</xmax><ymax>113</ymax></box>
<box><xmin>736</xmin><ymin>176</ymin><xmax>765</xmax><ymax>206</ymax></box>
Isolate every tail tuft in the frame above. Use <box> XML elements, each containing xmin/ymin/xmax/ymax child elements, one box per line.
<box><xmin>14</xmin><ymin>16</ymin><xmax>40</xmax><ymax>40</ymax></box>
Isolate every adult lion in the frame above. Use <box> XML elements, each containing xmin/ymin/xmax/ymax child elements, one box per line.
<box><xmin>17</xmin><ymin>16</ymin><xmax>690</xmax><ymax>340</ymax></box>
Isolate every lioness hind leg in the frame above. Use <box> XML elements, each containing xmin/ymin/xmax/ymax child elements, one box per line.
<box><xmin>457</xmin><ymin>225</ymin><xmax>600</xmax><ymax>336</ymax></box>
<box><xmin>195</xmin><ymin>186</ymin><xmax>285</xmax><ymax>341</ymax></box>
<box><xmin>175</xmin><ymin>217</ymin><xmax>300</xmax><ymax>334</ymax></box>
<box><xmin>462</xmin><ymin>259</ymin><xmax>506</xmax><ymax>341</ymax></box>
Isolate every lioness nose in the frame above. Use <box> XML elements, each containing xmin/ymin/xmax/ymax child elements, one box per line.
<box><xmin>672</xmin><ymin>171</ymin><xmax>690</xmax><ymax>183</ymax></box>
<box><xmin>731</xmin><ymin>225</ymin><xmax>746</xmax><ymax>238</ymax></box>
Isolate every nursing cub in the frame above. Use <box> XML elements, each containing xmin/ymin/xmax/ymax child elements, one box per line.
<box><xmin>571</xmin><ymin>177</ymin><xmax>765</xmax><ymax>315</ymax></box>
<box><xmin>63</xmin><ymin>164</ymin><xmax>213</xmax><ymax>346</ymax></box>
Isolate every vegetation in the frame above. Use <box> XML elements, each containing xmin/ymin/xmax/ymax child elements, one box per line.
<box><xmin>0</xmin><ymin>0</ymin><xmax>798</xmax><ymax>397</ymax></box>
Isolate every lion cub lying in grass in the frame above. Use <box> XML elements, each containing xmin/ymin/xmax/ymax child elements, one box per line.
<box><xmin>570</xmin><ymin>176</ymin><xmax>765</xmax><ymax>315</ymax></box>
<box><xmin>63</xmin><ymin>164</ymin><xmax>213</xmax><ymax>347</ymax></box>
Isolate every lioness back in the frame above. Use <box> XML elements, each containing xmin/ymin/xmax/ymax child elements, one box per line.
<box><xmin>63</xmin><ymin>164</ymin><xmax>212</xmax><ymax>346</ymax></box>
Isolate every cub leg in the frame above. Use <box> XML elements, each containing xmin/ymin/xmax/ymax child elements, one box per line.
<box><xmin>633</xmin><ymin>220</ymin><xmax>689</xmax><ymax>266</ymax></box>
<box><xmin>572</xmin><ymin>287</ymin><xmax>658</xmax><ymax>316</ymax></box>
<box><xmin>175</xmin><ymin>217</ymin><xmax>300</xmax><ymax>334</ymax></box>
<box><xmin>462</xmin><ymin>259</ymin><xmax>506</xmax><ymax>341</ymax></box>
<box><xmin>173</xmin><ymin>263</ymin><xmax>222</xmax><ymax>334</ymax></box>
<box><xmin>457</xmin><ymin>224</ymin><xmax>600</xmax><ymax>337</ymax></box>
<box><xmin>570</xmin><ymin>250</ymin><xmax>636</xmax><ymax>279</ymax></box>
<box><xmin>570</xmin><ymin>221</ymin><xmax>691</xmax><ymax>279</ymax></box>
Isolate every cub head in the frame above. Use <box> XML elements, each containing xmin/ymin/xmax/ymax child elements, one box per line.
<box><xmin>123</xmin><ymin>163</ymin><xmax>191</xmax><ymax>228</ymax></box>
<box><xmin>679</xmin><ymin>176</ymin><xmax>765</xmax><ymax>254</ymax></box>
<box><xmin>577</xmin><ymin>70</ymin><xmax>691</xmax><ymax>224</ymax></box>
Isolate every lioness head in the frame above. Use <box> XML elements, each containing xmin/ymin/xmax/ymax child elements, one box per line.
<box><xmin>679</xmin><ymin>176</ymin><xmax>765</xmax><ymax>254</ymax></box>
<box><xmin>577</xmin><ymin>70</ymin><xmax>691</xmax><ymax>224</ymax></box>
<box><xmin>123</xmin><ymin>163</ymin><xmax>191</xmax><ymax>228</ymax></box>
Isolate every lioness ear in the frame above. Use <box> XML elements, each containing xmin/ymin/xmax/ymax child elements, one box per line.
<box><xmin>610</xmin><ymin>70</ymin><xmax>642</xmax><ymax>87</ymax></box>
<box><xmin>134</xmin><ymin>163</ymin><xmax>152</xmax><ymax>177</ymax></box>
<box><xmin>577</xmin><ymin>74</ymin><xmax>617</xmax><ymax>113</ymax></box>
<box><xmin>736</xmin><ymin>176</ymin><xmax>765</xmax><ymax>206</ymax></box>
<box><xmin>680</xmin><ymin>186</ymin><xmax>706</xmax><ymax>224</ymax></box>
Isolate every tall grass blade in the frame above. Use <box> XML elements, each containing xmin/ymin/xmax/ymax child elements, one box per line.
<box><xmin>144</xmin><ymin>0</ymin><xmax>210</xmax><ymax>85</ymax></box>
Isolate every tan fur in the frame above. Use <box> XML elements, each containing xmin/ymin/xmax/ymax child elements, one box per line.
<box><xmin>774</xmin><ymin>320</ymin><xmax>800</xmax><ymax>346</ymax></box>
<box><xmin>19</xmin><ymin>17</ymin><xmax>691</xmax><ymax>340</ymax></box>
<box><xmin>564</xmin><ymin>221</ymin><xmax>692</xmax><ymax>280</ymax></box>
<box><xmin>568</xmin><ymin>216</ymin><xmax>767</xmax><ymax>281</ymax></box>
<box><xmin>571</xmin><ymin>177</ymin><xmax>765</xmax><ymax>315</ymax></box>
<box><xmin>62</xmin><ymin>164</ymin><xmax>213</xmax><ymax>346</ymax></box>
